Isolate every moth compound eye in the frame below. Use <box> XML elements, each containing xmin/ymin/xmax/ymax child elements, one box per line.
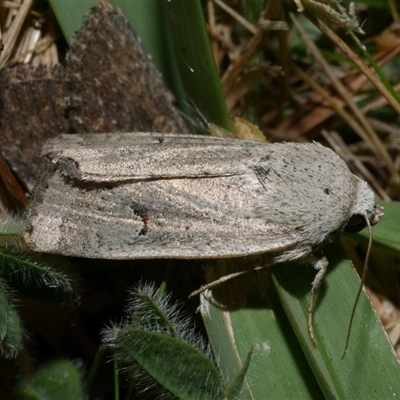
<box><xmin>344</xmin><ymin>214</ymin><xmax>366</xmax><ymax>233</ymax></box>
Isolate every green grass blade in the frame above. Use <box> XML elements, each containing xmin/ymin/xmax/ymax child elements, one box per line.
<box><xmin>48</xmin><ymin>0</ymin><xmax>92</xmax><ymax>45</ymax></box>
<box><xmin>225</xmin><ymin>346</ymin><xmax>254</xmax><ymax>400</ymax></box>
<box><xmin>112</xmin><ymin>1</ymin><xmax>186</xmax><ymax>104</ymax></box>
<box><xmin>201</xmin><ymin>239</ymin><xmax>400</xmax><ymax>399</ymax></box>
<box><xmin>166</xmin><ymin>0</ymin><xmax>232</xmax><ymax>131</ymax></box>
<box><xmin>200</xmin><ymin>260</ymin><xmax>323</xmax><ymax>399</ymax></box>
<box><xmin>273</xmin><ymin>242</ymin><xmax>400</xmax><ymax>399</ymax></box>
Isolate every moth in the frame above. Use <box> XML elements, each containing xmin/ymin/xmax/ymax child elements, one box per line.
<box><xmin>23</xmin><ymin>132</ymin><xmax>383</xmax><ymax>344</ymax></box>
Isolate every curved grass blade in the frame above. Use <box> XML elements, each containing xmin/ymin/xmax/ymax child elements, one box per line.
<box><xmin>166</xmin><ymin>0</ymin><xmax>232</xmax><ymax>132</ymax></box>
<box><xmin>200</xmin><ymin>259</ymin><xmax>324</xmax><ymax>399</ymax></box>
<box><xmin>273</xmin><ymin>242</ymin><xmax>400</xmax><ymax>399</ymax></box>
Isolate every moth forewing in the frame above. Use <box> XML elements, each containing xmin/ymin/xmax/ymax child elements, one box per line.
<box><xmin>26</xmin><ymin>133</ymin><xmax>381</xmax><ymax>261</ymax></box>
<box><xmin>26</xmin><ymin>140</ymin><xmax>290</xmax><ymax>259</ymax></box>
<box><xmin>41</xmin><ymin>132</ymin><xmax>262</xmax><ymax>182</ymax></box>
<box><xmin>24</xmin><ymin>133</ymin><xmax>382</xmax><ymax>346</ymax></box>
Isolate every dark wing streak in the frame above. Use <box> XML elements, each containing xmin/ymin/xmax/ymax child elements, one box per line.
<box><xmin>56</xmin><ymin>172</ymin><xmax>242</xmax><ymax>189</ymax></box>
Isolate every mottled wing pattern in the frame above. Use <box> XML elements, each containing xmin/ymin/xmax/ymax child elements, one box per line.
<box><xmin>67</xmin><ymin>3</ymin><xmax>189</xmax><ymax>134</ymax></box>
<box><xmin>0</xmin><ymin>65</ymin><xmax>69</xmax><ymax>190</ymax></box>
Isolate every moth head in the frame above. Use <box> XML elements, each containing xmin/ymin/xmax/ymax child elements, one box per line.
<box><xmin>344</xmin><ymin>178</ymin><xmax>383</xmax><ymax>234</ymax></box>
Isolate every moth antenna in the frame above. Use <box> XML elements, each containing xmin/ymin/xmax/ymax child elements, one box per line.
<box><xmin>341</xmin><ymin>213</ymin><xmax>372</xmax><ymax>359</ymax></box>
<box><xmin>188</xmin><ymin>266</ymin><xmax>264</xmax><ymax>299</ymax></box>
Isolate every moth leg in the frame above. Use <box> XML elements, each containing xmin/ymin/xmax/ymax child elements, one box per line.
<box><xmin>189</xmin><ymin>265</ymin><xmax>265</xmax><ymax>298</ymax></box>
<box><xmin>308</xmin><ymin>253</ymin><xmax>329</xmax><ymax>346</ymax></box>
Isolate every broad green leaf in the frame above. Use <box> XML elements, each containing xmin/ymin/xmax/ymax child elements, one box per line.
<box><xmin>115</xmin><ymin>329</ymin><xmax>223</xmax><ymax>400</ymax></box>
<box><xmin>104</xmin><ymin>282</ymin><xmax>223</xmax><ymax>398</ymax></box>
<box><xmin>124</xmin><ymin>282</ymin><xmax>208</xmax><ymax>354</ymax></box>
<box><xmin>14</xmin><ymin>360</ymin><xmax>85</xmax><ymax>400</ymax></box>
<box><xmin>129</xmin><ymin>290</ymin><xmax>176</xmax><ymax>336</ymax></box>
